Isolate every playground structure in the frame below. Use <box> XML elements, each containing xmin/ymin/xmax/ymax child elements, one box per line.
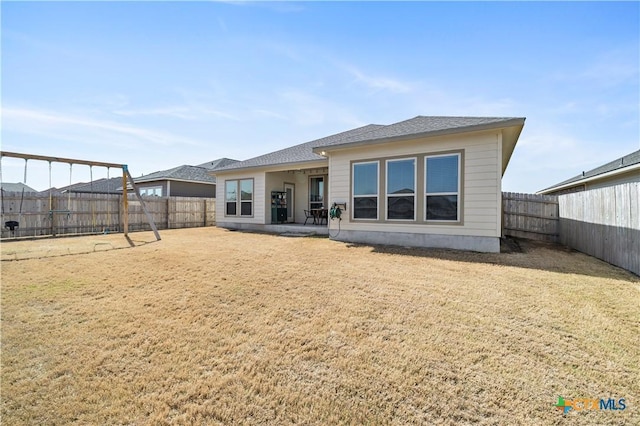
<box><xmin>0</xmin><ymin>151</ymin><xmax>160</xmax><ymax>241</ymax></box>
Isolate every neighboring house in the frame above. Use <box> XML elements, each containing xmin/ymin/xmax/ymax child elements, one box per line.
<box><xmin>213</xmin><ymin>116</ymin><xmax>525</xmax><ymax>253</ymax></box>
<box><xmin>128</xmin><ymin>158</ymin><xmax>238</xmax><ymax>198</ymax></box>
<box><xmin>59</xmin><ymin>177</ymin><xmax>123</xmax><ymax>195</ymax></box>
<box><xmin>1</xmin><ymin>182</ymin><xmax>37</xmax><ymax>193</ymax></box>
<box><xmin>537</xmin><ymin>149</ymin><xmax>640</xmax><ymax>195</ymax></box>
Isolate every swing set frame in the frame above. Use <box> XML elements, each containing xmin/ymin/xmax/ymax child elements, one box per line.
<box><xmin>0</xmin><ymin>151</ymin><xmax>161</xmax><ymax>241</ymax></box>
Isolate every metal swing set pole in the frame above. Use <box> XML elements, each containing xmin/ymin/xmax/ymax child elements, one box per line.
<box><xmin>0</xmin><ymin>151</ymin><xmax>160</xmax><ymax>241</ymax></box>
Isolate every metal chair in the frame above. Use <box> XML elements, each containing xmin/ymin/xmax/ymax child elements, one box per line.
<box><xmin>304</xmin><ymin>210</ymin><xmax>315</xmax><ymax>225</ymax></box>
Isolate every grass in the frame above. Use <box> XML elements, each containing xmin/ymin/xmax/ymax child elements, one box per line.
<box><xmin>1</xmin><ymin>227</ymin><xmax>639</xmax><ymax>425</ymax></box>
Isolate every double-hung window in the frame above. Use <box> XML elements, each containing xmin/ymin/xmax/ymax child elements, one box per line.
<box><xmin>386</xmin><ymin>158</ymin><xmax>416</xmax><ymax>220</ymax></box>
<box><xmin>225</xmin><ymin>181</ymin><xmax>238</xmax><ymax>216</ymax></box>
<box><xmin>425</xmin><ymin>154</ymin><xmax>460</xmax><ymax>221</ymax></box>
<box><xmin>225</xmin><ymin>179</ymin><xmax>253</xmax><ymax>216</ymax></box>
<box><xmin>240</xmin><ymin>179</ymin><xmax>253</xmax><ymax>215</ymax></box>
<box><xmin>352</xmin><ymin>161</ymin><xmax>378</xmax><ymax>219</ymax></box>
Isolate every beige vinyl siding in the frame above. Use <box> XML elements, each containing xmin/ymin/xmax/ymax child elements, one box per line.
<box><xmin>327</xmin><ymin>130</ymin><xmax>503</xmax><ymax>238</ymax></box>
<box><xmin>264</xmin><ymin>171</ymin><xmax>308</xmax><ymax>224</ymax></box>
<box><xmin>265</xmin><ymin>172</ymin><xmax>289</xmax><ymax>221</ymax></box>
<box><xmin>215</xmin><ymin>171</ymin><xmax>266</xmax><ymax>224</ymax></box>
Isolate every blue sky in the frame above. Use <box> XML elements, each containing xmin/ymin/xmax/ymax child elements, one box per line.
<box><xmin>2</xmin><ymin>1</ymin><xmax>638</xmax><ymax>192</ymax></box>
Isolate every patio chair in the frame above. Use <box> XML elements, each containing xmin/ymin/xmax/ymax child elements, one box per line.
<box><xmin>304</xmin><ymin>210</ymin><xmax>315</xmax><ymax>225</ymax></box>
<box><xmin>319</xmin><ymin>209</ymin><xmax>328</xmax><ymax>225</ymax></box>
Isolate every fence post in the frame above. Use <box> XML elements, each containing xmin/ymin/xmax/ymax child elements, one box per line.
<box><xmin>167</xmin><ymin>197</ymin><xmax>171</xmax><ymax>229</ymax></box>
<box><xmin>50</xmin><ymin>195</ymin><xmax>56</xmax><ymax>237</ymax></box>
<box><xmin>203</xmin><ymin>199</ymin><xmax>207</xmax><ymax>227</ymax></box>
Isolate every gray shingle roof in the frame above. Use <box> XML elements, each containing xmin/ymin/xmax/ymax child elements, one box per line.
<box><xmin>214</xmin><ymin>116</ymin><xmax>524</xmax><ymax>173</ymax></box>
<box><xmin>214</xmin><ymin>124</ymin><xmax>384</xmax><ymax>172</ymax></box>
<box><xmin>135</xmin><ymin>165</ymin><xmax>217</xmax><ymax>184</ymax></box>
<box><xmin>318</xmin><ymin>116</ymin><xmax>525</xmax><ymax>149</ymax></box>
<box><xmin>1</xmin><ymin>182</ymin><xmax>38</xmax><ymax>193</ymax></box>
<box><xmin>196</xmin><ymin>158</ymin><xmax>240</xmax><ymax>170</ymax></box>
<box><xmin>539</xmin><ymin>149</ymin><xmax>640</xmax><ymax>193</ymax></box>
<box><xmin>62</xmin><ymin>177</ymin><xmax>123</xmax><ymax>194</ymax></box>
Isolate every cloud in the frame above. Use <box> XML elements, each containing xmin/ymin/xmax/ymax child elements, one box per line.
<box><xmin>341</xmin><ymin>64</ymin><xmax>412</xmax><ymax>94</ymax></box>
<box><xmin>252</xmin><ymin>109</ymin><xmax>289</xmax><ymax>121</ymax></box>
<box><xmin>217</xmin><ymin>17</ymin><xmax>228</xmax><ymax>33</ymax></box>
<box><xmin>550</xmin><ymin>44</ymin><xmax>639</xmax><ymax>89</ymax></box>
<box><xmin>2</xmin><ymin>107</ymin><xmax>207</xmax><ymax>148</ymax></box>
<box><xmin>277</xmin><ymin>90</ymin><xmax>366</xmax><ymax>128</ymax></box>
<box><xmin>501</xmin><ymin>123</ymin><xmax>635</xmax><ymax>193</ymax></box>
<box><xmin>2</xmin><ymin>30</ymin><xmax>79</xmax><ymax>59</ymax></box>
<box><xmin>579</xmin><ymin>46</ymin><xmax>639</xmax><ymax>88</ymax></box>
<box><xmin>405</xmin><ymin>84</ymin><xmax>519</xmax><ymax>118</ymax></box>
<box><xmin>214</xmin><ymin>1</ymin><xmax>305</xmax><ymax>13</ymax></box>
<box><xmin>114</xmin><ymin>107</ymin><xmax>198</xmax><ymax>120</ymax></box>
<box><xmin>113</xmin><ymin>106</ymin><xmax>238</xmax><ymax>121</ymax></box>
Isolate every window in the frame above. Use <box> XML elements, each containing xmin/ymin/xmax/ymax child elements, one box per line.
<box><xmin>352</xmin><ymin>162</ymin><xmax>378</xmax><ymax>219</ymax></box>
<box><xmin>425</xmin><ymin>154</ymin><xmax>460</xmax><ymax>221</ymax></box>
<box><xmin>386</xmin><ymin>158</ymin><xmax>416</xmax><ymax>220</ymax></box>
<box><xmin>225</xmin><ymin>181</ymin><xmax>237</xmax><ymax>216</ymax></box>
<box><xmin>225</xmin><ymin>179</ymin><xmax>253</xmax><ymax>216</ymax></box>
<box><xmin>350</xmin><ymin>151</ymin><xmax>463</xmax><ymax>224</ymax></box>
<box><xmin>240</xmin><ymin>179</ymin><xmax>253</xmax><ymax>216</ymax></box>
<box><xmin>139</xmin><ymin>186</ymin><xmax>162</xmax><ymax>196</ymax></box>
<box><xmin>309</xmin><ymin>177</ymin><xmax>324</xmax><ymax>210</ymax></box>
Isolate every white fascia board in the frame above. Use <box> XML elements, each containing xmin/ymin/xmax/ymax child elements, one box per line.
<box><xmin>537</xmin><ymin>163</ymin><xmax>640</xmax><ymax>194</ymax></box>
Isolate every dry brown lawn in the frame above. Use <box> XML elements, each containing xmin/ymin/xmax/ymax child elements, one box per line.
<box><xmin>1</xmin><ymin>227</ymin><xmax>638</xmax><ymax>425</ymax></box>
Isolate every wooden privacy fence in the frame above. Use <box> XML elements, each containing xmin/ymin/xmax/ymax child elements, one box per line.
<box><xmin>127</xmin><ymin>196</ymin><xmax>216</xmax><ymax>232</ymax></box>
<box><xmin>503</xmin><ymin>184</ymin><xmax>639</xmax><ymax>275</ymax></box>
<box><xmin>558</xmin><ymin>183</ymin><xmax>639</xmax><ymax>276</ymax></box>
<box><xmin>502</xmin><ymin>192</ymin><xmax>559</xmax><ymax>242</ymax></box>
<box><xmin>0</xmin><ymin>192</ymin><xmax>216</xmax><ymax>239</ymax></box>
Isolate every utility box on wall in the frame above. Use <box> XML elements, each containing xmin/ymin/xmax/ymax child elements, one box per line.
<box><xmin>271</xmin><ymin>191</ymin><xmax>287</xmax><ymax>224</ymax></box>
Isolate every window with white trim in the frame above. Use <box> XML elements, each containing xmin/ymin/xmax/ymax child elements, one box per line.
<box><xmin>352</xmin><ymin>161</ymin><xmax>379</xmax><ymax>219</ymax></box>
<box><xmin>240</xmin><ymin>179</ymin><xmax>253</xmax><ymax>215</ymax></box>
<box><xmin>309</xmin><ymin>176</ymin><xmax>324</xmax><ymax>210</ymax></box>
<box><xmin>386</xmin><ymin>158</ymin><xmax>416</xmax><ymax>220</ymax></box>
<box><xmin>225</xmin><ymin>179</ymin><xmax>253</xmax><ymax>216</ymax></box>
<box><xmin>425</xmin><ymin>154</ymin><xmax>460</xmax><ymax>221</ymax></box>
<box><xmin>225</xmin><ymin>180</ymin><xmax>237</xmax><ymax>216</ymax></box>
<box><xmin>139</xmin><ymin>186</ymin><xmax>162</xmax><ymax>196</ymax></box>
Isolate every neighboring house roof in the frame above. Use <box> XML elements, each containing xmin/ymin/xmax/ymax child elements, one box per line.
<box><xmin>1</xmin><ymin>182</ymin><xmax>38</xmax><ymax>193</ymax></box>
<box><xmin>214</xmin><ymin>116</ymin><xmax>525</xmax><ymax>173</ymax></box>
<box><xmin>134</xmin><ymin>165</ymin><xmax>217</xmax><ymax>185</ymax></box>
<box><xmin>196</xmin><ymin>158</ymin><xmax>240</xmax><ymax>170</ymax></box>
<box><xmin>538</xmin><ymin>149</ymin><xmax>640</xmax><ymax>194</ymax></box>
<box><xmin>60</xmin><ymin>177</ymin><xmax>123</xmax><ymax>194</ymax></box>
